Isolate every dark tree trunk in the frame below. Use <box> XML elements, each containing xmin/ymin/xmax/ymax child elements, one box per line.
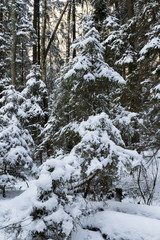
<box><xmin>37</xmin><ymin>1</ymin><xmax>40</xmax><ymax>65</ymax></box>
<box><xmin>11</xmin><ymin>0</ymin><xmax>17</xmax><ymax>86</ymax></box>
<box><xmin>66</xmin><ymin>0</ymin><xmax>71</xmax><ymax>63</ymax></box>
<box><xmin>127</xmin><ymin>0</ymin><xmax>134</xmax><ymax>19</ymax></box>
<box><xmin>33</xmin><ymin>0</ymin><xmax>40</xmax><ymax>64</ymax></box>
<box><xmin>72</xmin><ymin>0</ymin><xmax>76</xmax><ymax>58</ymax></box>
<box><xmin>114</xmin><ymin>0</ymin><xmax>120</xmax><ymax>18</ymax></box>
<box><xmin>41</xmin><ymin>0</ymin><xmax>47</xmax><ymax>82</ymax></box>
<box><xmin>115</xmin><ymin>188</ymin><xmax>123</xmax><ymax>202</ymax></box>
<box><xmin>2</xmin><ymin>186</ymin><xmax>6</xmax><ymax>198</ymax></box>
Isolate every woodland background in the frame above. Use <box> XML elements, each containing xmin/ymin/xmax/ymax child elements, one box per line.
<box><xmin>0</xmin><ymin>0</ymin><xmax>160</xmax><ymax>239</ymax></box>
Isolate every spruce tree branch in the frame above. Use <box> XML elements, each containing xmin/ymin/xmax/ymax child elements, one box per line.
<box><xmin>69</xmin><ymin>170</ymin><xmax>100</xmax><ymax>191</ymax></box>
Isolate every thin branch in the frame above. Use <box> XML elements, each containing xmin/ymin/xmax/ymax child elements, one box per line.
<box><xmin>0</xmin><ymin>217</ymin><xmax>32</xmax><ymax>230</ymax></box>
<box><xmin>137</xmin><ymin>165</ymin><xmax>146</xmax><ymax>203</ymax></box>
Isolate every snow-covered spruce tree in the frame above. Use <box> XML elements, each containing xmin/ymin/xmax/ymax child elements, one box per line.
<box><xmin>137</xmin><ymin>1</ymin><xmax>160</xmax><ymax>152</ymax></box>
<box><xmin>103</xmin><ymin>13</ymin><xmax>142</xmax><ymax>112</ymax></box>
<box><xmin>103</xmin><ymin>0</ymin><xmax>159</xmax><ymax>147</ymax></box>
<box><xmin>53</xmin><ymin>18</ymin><xmax>125</xmax><ymax>123</ymax></box>
<box><xmin>103</xmin><ymin>0</ymin><xmax>160</xmax><ymax>114</ymax></box>
<box><xmin>113</xmin><ymin>106</ymin><xmax>141</xmax><ymax>149</ymax></box>
<box><xmin>131</xmin><ymin>2</ymin><xmax>160</xmax><ymax>204</ymax></box>
<box><xmin>103</xmin><ymin>0</ymin><xmax>160</xmax><ymax>203</ymax></box>
<box><xmin>40</xmin><ymin>17</ymin><xmax>125</xmax><ymax>156</ymax></box>
<box><xmin>11</xmin><ymin>18</ymin><xmax>142</xmax><ymax>240</ymax></box>
<box><xmin>0</xmin><ymin>85</ymin><xmax>34</xmax><ymax>197</ymax></box>
<box><xmin>8</xmin><ymin>0</ymin><xmax>34</xmax><ymax>87</ymax></box>
<box><xmin>0</xmin><ymin>1</ymin><xmax>10</xmax><ymax>93</ymax></box>
<box><xmin>102</xmin><ymin>2</ymin><xmax>159</xmax><ymax>204</ymax></box>
<box><xmin>22</xmin><ymin>65</ymin><xmax>48</xmax><ymax>163</ymax></box>
<box><xmin>13</xmin><ymin>113</ymin><xmax>141</xmax><ymax>240</ymax></box>
<box><xmin>17</xmin><ymin>0</ymin><xmax>36</xmax><ymax>83</ymax></box>
<box><xmin>15</xmin><ymin>0</ymin><xmax>34</xmax><ymax>86</ymax></box>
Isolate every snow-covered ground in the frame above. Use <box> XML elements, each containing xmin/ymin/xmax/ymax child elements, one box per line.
<box><xmin>0</xmin><ymin>180</ymin><xmax>37</xmax><ymax>240</ymax></box>
<box><xmin>72</xmin><ymin>203</ymin><xmax>160</xmax><ymax>240</ymax></box>
<box><xmin>1</xmin><ymin>182</ymin><xmax>160</xmax><ymax>240</ymax></box>
<box><xmin>72</xmin><ymin>210</ymin><xmax>160</xmax><ymax>240</ymax></box>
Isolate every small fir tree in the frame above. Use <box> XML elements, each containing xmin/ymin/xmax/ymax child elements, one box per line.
<box><xmin>22</xmin><ymin>64</ymin><xmax>48</xmax><ymax>163</ymax></box>
<box><xmin>0</xmin><ymin>85</ymin><xmax>34</xmax><ymax>197</ymax></box>
<box><xmin>13</xmin><ymin>113</ymin><xmax>141</xmax><ymax>240</ymax></box>
<box><xmin>22</xmin><ymin>65</ymin><xmax>48</xmax><ymax>136</ymax></box>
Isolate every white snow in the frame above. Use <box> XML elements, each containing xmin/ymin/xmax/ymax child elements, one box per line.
<box><xmin>107</xmin><ymin>200</ymin><xmax>160</xmax><ymax>220</ymax></box>
<box><xmin>105</xmin><ymin>16</ymin><xmax>119</xmax><ymax>29</ymax></box>
<box><xmin>83</xmin><ymin>210</ymin><xmax>160</xmax><ymax>240</ymax></box>
<box><xmin>72</xmin><ymin>227</ymin><xmax>104</xmax><ymax>240</ymax></box>
<box><xmin>151</xmin><ymin>84</ymin><xmax>160</xmax><ymax>99</ymax></box>
<box><xmin>140</xmin><ymin>37</ymin><xmax>160</xmax><ymax>55</ymax></box>
<box><xmin>0</xmin><ymin>181</ymin><xmax>37</xmax><ymax>239</ymax></box>
<box><xmin>118</xmin><ymin>112</ymin><xmax>138</xmax><ymax>125</ymax></box>
<box><xmin>72</xmin><ymin>200</ymin><xmax>160</xmax><ymax>240</ymax></box>
<box><xmin>116</xmin><ymin>54</ymin><xmax>134</xmax><ymax>65</ymax></box>
<box><xmin>1</xmin><ymin>186</ymin><xmax>160</xmax><ymax>240</ymax></box>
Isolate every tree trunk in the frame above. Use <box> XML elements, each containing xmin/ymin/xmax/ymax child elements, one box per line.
<box><xmin>0</xmin><ymin>0</ymin><xmax>4</xmax><ymax>79</ymax></box>
<box><xmin>72</xmin><ymin>0</ymin><xmax>76</xmax><ymax>58</ymax></box>
<box><xmin>33</xmin><ymin>0</ymin><xmax>40</xmax><ymax>64</ymax></box>
<box><xmin>41</xmin><ymin>0</ymin><xmax>47</xmax><ymax>82</ymax></box>
<box><xmin>114</xmin><ymin>0</ymin><xmax>119</xmax><ymax>18</ymax></box>
<box><xmin>11</xmin><ymin>0</ymin><xmax>17</xmax><ymax>86</ymax></box>
<box><xmin>66</xmin><ymin>0</ymin><xmax>71</xmax><ymax>63</ymax></box>
<box><xmin>0</xmin><ymin>1</ymin><xmax>2</xmax><ymax>23</ymax></box>
<box><xmin>127</xmin><ymin>0</ymin><xmax>134</xmax><ymax>19</ymax></box>
<box><xmin>2</xmin><ymin>186</ymin><xmax>6</xmax><ymax>198</ymax></box>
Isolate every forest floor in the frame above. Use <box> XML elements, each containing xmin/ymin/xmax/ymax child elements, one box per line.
<box><xmin>71</xmin><ymin>200</ymin><xmax>160</xmax><ymax>240</ymax></box>
<box><xmin>1</xmin><ymin>181</ymin><xmax>160</xmax><ymax>240</ymax></box>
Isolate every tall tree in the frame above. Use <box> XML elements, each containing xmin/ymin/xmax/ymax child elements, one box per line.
<box><xmin>10</xmin><ymin>0</ymin><xmax>17</xmax><ymax>86</ymax></box>
<box><xmin>66</xmin><ymin>0</ymin><xmax>71</xmax><ymax>62</ymax></box>
<box><xmin>16</xmin><ymin>0</ymin><xmax>34</xmax><ymax>86</ymax></box>
<box><xmin>41</xmin><ymin>0</ymin><xmax>47</xmax><ymax>82</ymax></box>
<box><xmin>0</xmin><ymin>0</ymin><xmax>10</xmax><ymax>93</ymax></box>
<box><xmin>9</xmin><ymin>0</ymin><xmax>34</xmax><ymax>87</ymax></box>
<box><xmin>72</xmin><ymin>0</ymin><xmax>76</xmax><ymax>57</ymax></box>
<box><xmin>127</xmin><ymin>0</ymin><xmax>134</xmax><ymax>19</ymax></box>
<box><xmin>33</xmin><ymin>0</ymin><xmax>40</xmax><ymax>64</ymax></box>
